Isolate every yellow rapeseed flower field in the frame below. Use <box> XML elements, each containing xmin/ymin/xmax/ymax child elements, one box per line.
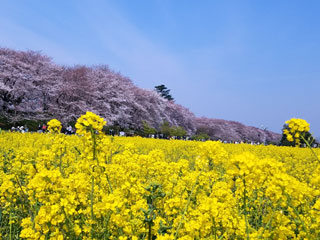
<box><xmin>0</xmin><ymin>113</ymin><xmax>319</xmax><ymax>239</ymax></box>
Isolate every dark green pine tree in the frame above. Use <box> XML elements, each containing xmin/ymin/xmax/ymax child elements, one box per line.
<box><xmin>154</xmin><ymin>84</ymin><xmax>174</xmax><ymax>101</ymax></box>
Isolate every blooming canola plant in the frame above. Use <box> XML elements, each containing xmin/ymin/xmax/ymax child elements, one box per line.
<box><xmin>0</xmin><ymin>113</ymin><xmax>319</xmax><ymax>239</ymax></box>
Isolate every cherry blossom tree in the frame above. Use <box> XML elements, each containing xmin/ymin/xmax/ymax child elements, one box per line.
<box><xmin>0</xmin><ymin>47</ymin><xmax>281</xmax><ymax>142</ymax></box>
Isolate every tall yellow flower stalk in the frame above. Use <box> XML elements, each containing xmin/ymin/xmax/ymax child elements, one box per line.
<box><xmin>75</xmin><ymin>111</ymin><xmax>107</xmax><ymax>238</ymax></box>
<box><xmin>283</xmin><ymin>118</ymin><xmax>319</xmax><ymax>162</ymax></box>
<box><xmin>75</xmin><ymin>111</ymin><xmax>106</xmax><ymax>137</ymax></box>
<box><xmin>47</xmin><ymin>119</ymin><xmax>62</xmax><ymax>134</ymax></box>
<box><xmin>283</xmin><ymin>118</ymin><xmax>310</xmax><ymax>145</ymax></box>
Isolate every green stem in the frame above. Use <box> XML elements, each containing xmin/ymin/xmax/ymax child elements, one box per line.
<box><xmin>243</xmin><ymin>178</ymin><xmax>250</xmax><ymax>240</ymax></box>
<box><xmin>15</xmin><ymin>175</ymin><xmax>34</xmax><ymax>223</ymax></box>
<box><xmin>174</xmin><ymin>171</ymin><xmax>202</xmax><ymax>240</ymax></box>
<box><xmin>286</xmin><ymin>193</ymin><xmax>310</xmax><ymax>239</ymax></box>
<box><xmin>9</xmin><ymin>210</ymin><xmax>12</xmax><ymax>240</ymax></box>
<box><xmin>213</xmin><ymin>218</ymin><xmax>217</xmax><ymax>240</ymax></box>
<box><xmin>301</xmin><ymin>135</ymin><xmax>320</xmax><ymax>163</ymax></box>
<box><xmin>257</xmin><ymin>206</ymin><xmax>276</xmax><ymax>239</ymax></box>
<box><xmin>148</xmin><ymin>221</ymin><xmax>152</xmax><ymax>240</ymax></box>
<box><xmin>91</xmin><ymin>128</ymin><xmax>99</xmax><ymax>167</ymax></box>
<box><xmin>106</xmin><ymin>174</ymin><xmax>113</xmax><ymax>193</ymax></box>
<box><xmin>90</xmin><ymin>175</ymin><xmax>95</xmax><ymax>238</ymax></box>
<box><xmin>62</xmin><ymin>208</ymin><xmax>75</xmax><ymax>237</ymax></box>
<box><xmin>59</xmin><ymin>154</ymin><xmax>65</xmax><ymax>177</ymax></box>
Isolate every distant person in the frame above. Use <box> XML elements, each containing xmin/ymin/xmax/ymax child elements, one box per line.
<box><xmin>42</xmin><ymin>124</ymin><xmax>47</xmax><ymax>133</ymax></box>
<box><xmin>66</xmin><ymin>125</ymin><xmax>73</xmax><ymax>135</ymax></box>
<box><xmin>38</xmin><ymin>124</ymin><xmax>42</xmax><ymax>133</ymax></box>
<box><xmin>109</xmin><ymin>129</ymin><xmax>114</xmax><ymax>136</ymax></box>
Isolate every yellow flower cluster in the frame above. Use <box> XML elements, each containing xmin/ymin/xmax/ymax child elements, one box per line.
<box><xmin>47</xmin><ymin>119</ymin><xmax>62</xmax><ymax>134</ymax></box>
<box><xmin>75</xmin><ymin>111</ymin><xmax>106</xmax><ymax>136</ymax></box>
<box><xmin>283</xmin><ymin>118</ymin><xmax>310</xmax><ymax>144</ymax></box>
<box><xmin>0</xmin><ymin>118</ymin><xmax>320</xmax><ymax>239</ymax></box>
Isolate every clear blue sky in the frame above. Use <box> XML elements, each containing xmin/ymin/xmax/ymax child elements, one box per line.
<box><xmin>1</xmin><ymin>0</ymin><xmax>319</xmax><ymax>136</ymax></box>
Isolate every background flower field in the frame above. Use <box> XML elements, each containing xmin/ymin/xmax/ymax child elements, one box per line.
<box><xmin>1</xmin><ymin>130</ymin><xmax>320</xmax><ymax>239</ymax></box>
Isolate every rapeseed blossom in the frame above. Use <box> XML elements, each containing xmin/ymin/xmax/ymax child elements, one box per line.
<box><xmin>283</xmin><ymin>118</ymin><xmax>310</xmax><ymax>144</ymax></box>
<box><xmin>75</xmin><ymin>111</ymin><xmax>106</xmax><ymax>136</ymax></box>
<box><xmin>0</xmin><ymin>114</ymin><xmax>319</xmax><ymax>239</ymax></box>
<box><xmin>47</xmin><ymin>119</ymin><xmax>62</xmax><ymax>133</ymax></box>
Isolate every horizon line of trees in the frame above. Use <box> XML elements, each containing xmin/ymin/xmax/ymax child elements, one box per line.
<box><xmin>0</xmin><ymin>115</ymin><xmax>291</xmax><ymax>145</ymax></box>
<box><xmin>0</xmin><ymin>115</ymin><xmax>199</xmax><ymax>139</ymax></box>
<box><xmin>3</xmin><ymin>113</ymin><xmax>319</xmax><ymax>147</ymax></box>
<box><xmin>0</xmin><ymin>47</ymin><xmax>283</xmax><ymax>144</ymax></box>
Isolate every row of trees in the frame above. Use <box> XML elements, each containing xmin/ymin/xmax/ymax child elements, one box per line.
<box><xmin>0</xmin><ymin>47</ymin><xmax>285</xmax><ymax>143</ymax></box>
<box><xmin>142</xmin><ymin>121</ymin><xmax>186</xmax><ymax>138</ymax></box>
<box><xmin>0</xmin><ymin>47</ymin><xmax>196</xmax><ymax>135</ymax></box>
